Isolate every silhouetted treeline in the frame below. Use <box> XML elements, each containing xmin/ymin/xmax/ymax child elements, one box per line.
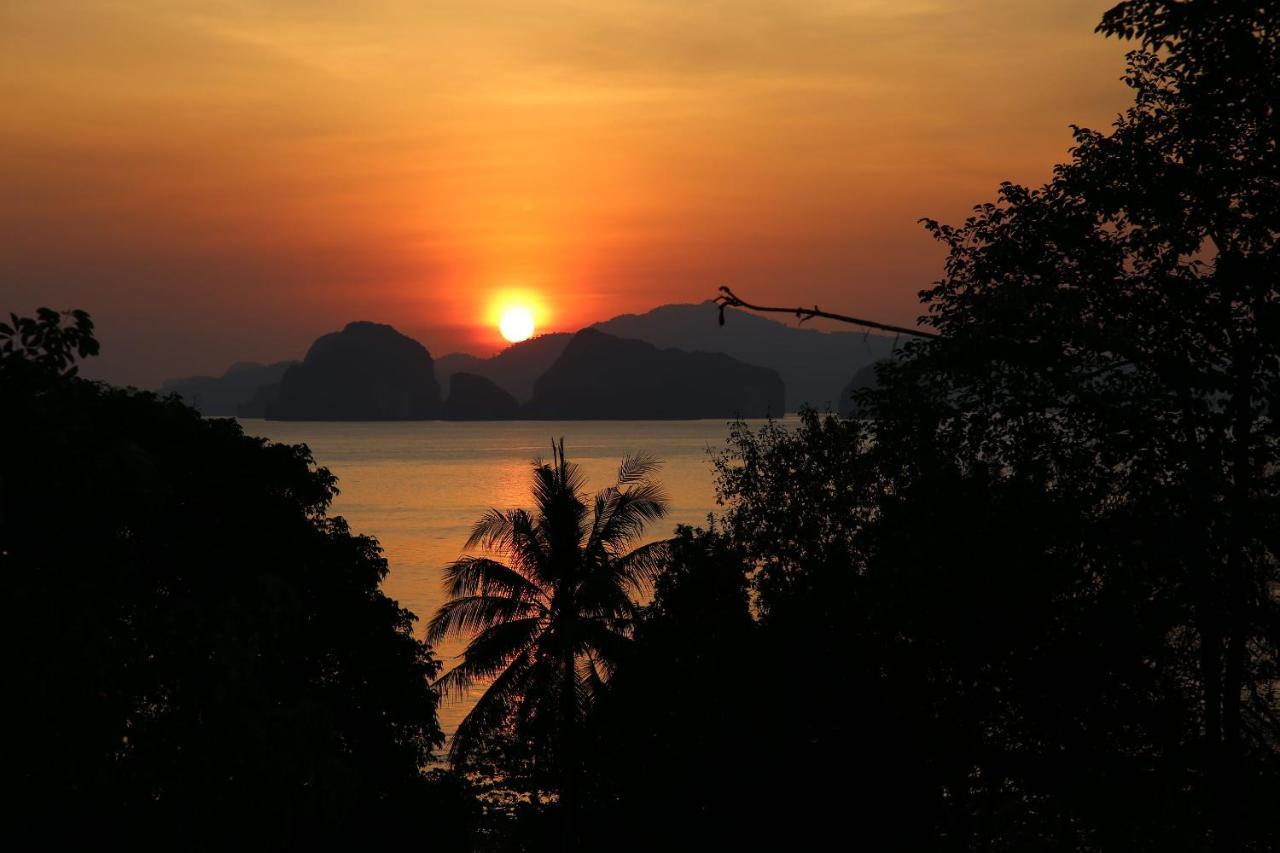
<box><xmin>0</xmin><ymin>310</ymin><xmax>473</xmax><ymax>849</ymax></box>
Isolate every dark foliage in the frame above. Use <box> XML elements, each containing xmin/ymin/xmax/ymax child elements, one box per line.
<box><xmin>701</xmin><ymin>411</ymin><xmax>1204</xmax><ymax>849</ymax></box>
<box><xmin>0</xmin><ymin>311</ymin><xmax>472</xmax><ymax>849</ymax></box>
<box><xmin>578</xmin><ymin>524</ymin><xmax>772</xmax><ymax>850</ymax></box>
<box><xmin>0</xmin><ymin>307</ymin><xmax>99</xmax><ymax>376</ymax></box>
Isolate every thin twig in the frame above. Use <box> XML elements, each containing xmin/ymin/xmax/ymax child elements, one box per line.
<box><xmin>714</xmin><ymin>286</ymin><xmax>939</xmax><ymax>339</ymax></box>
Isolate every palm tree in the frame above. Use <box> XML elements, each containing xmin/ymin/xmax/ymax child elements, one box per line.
<box><xmin>427</xmin><ymin>439</ymin><xmax>670</xmax><ymax>845</ymax></box>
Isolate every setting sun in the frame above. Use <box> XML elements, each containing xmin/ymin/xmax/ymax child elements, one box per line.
<box><xmin>498</xmin><ymin>306</ymin><xmax>535</xmax><ymax>343</ymax></box>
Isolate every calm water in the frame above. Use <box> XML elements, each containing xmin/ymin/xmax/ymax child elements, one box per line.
<box><xmin>237</xmin><ymin>417</ymin><xmax>770</xmax><ymax>737</ymax></box>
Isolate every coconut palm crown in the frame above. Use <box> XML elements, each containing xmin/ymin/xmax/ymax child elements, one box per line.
<box><xmin>427</xmin><ymin>439</ymin><xmax>670</xmax><ymax>767</ymax></box>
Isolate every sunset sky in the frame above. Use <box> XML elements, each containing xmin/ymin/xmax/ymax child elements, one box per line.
<box><xmin>2</xmin><ymin>0</ymin><xmax>1131</xmax><ymax>387</ymax></box>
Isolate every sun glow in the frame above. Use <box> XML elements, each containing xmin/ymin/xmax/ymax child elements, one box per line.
<box><xmin>498</xmin><ymin>305</ymin><xmax>536</xmax><ymax>343</ymax></box>
<box><xmin>484</xmin><ymin>287</ymin><xmax>549</xmax><ymax>348</ymax></box>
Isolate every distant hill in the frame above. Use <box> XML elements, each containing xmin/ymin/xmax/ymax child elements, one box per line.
<box><xmin>266</xmin><ymin>321</ymin><xmax>442</xmax><ymax>420</ymax></box>
<box><xmin>160</xmin><ymin>361</ymin><xmax>297</xmax><ymax>416</ymax></box>
<box><xmin>838</xmin><ymin>361</ymin><xmax>883</xmax><ymax>418</ymax></box>
<box><xmin>435</xmin><ymin>333</ymin><xmax>571</xmax><ymax>403</ymax></box>
<box><xmin>161</xmin><ymin>301</ymin><xmax>903</xmax><ymax>420</ymax></box>
<box><xmin>236</xmin><ymin>380</ymin><xmax>281</xmax><ymax>418</ymax></box>
<box><xmin>593</xmin><ymin>301</ymin><xmax>898</xmax><ymax>412</ymax></box>
<box><xmin>443</xmin><ymin>372</ymin><xmax>519</xmax><ymax>420</ymax></box>
<box><xmin>524</xmin><ymin>328</ymin><xmax>783</xmax><ymax>420</ymax></box>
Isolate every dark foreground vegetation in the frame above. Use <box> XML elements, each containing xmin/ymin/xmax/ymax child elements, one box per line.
<box><xmin>2</xmin><ymin>1</ymin><xmax>1276</xmax><ymax>850</ymax></box>
<box><xmin>0</xmin><ymin>310</ymin><xmax>474</xmax><ymax>849</ymax></box>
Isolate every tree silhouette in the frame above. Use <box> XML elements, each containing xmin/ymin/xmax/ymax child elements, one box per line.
<box><xmin>895</xmin><ymin>2</ymin><xmax>1280</xmax><ymax>848</ymax></box>
<box><xmin>694</xmin><ymin>1</ymin><xmax>1278</xmax><ymax>848</ymax></box>
<box><xmin>576</xmin><ymin>523</ymin><xmax>787</xmax><ymax>851</ymax></box>
<box><xmin>1</xmin><ymin>310</ymin><xmax>471</xmax><ymax>849</ymax></box>
<box><xmin>428</xmin><ymin>440</ymin><xmax>669</xmax><ymax>850</ymax></box>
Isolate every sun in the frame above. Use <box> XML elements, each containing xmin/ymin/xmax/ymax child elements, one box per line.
<box><xmin>498</xmin><ymin>305</ymin><xmax>536</xmax><ymax>343</ymax></box>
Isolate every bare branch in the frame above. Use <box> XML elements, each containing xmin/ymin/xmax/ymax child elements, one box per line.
<box><xmin>714</xmin><ymin>286</ymin><xmax>939</xmax><ymax>340</ymax></box>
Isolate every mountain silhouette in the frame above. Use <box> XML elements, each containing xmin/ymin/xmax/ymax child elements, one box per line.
<box><xmin>435</xmin><ymin>333</ymin><xmax>571</xmax><ymax>403</ymax></box>
<box><xmin>593</xmin><ymin>301</ymin><xmax>896</xmax><ymax>412</ymax></box>
<box><xmin>161</xmin><ymin>302</ymin><xmax>884</xmax><ymax>419</ymax></box>
<box><xmin>236</xmin><ymin>379</ymin><xmax>282</xmax><ymax>418</ymax></box>
<box><xmin>160</xmin><ymin>360</ymin><xmax>296</xmax><ymax>416</ymax></box>
<box><xmin>266</xmin><ymin>321</ymin><xmax>442</xmax><ymax>420</ymax></box>
<box><xmin>442</xmin><ymin>372</ymin><xmax>519</xmax><ymax>420</ymax></box>
<box><xmin>524</xmin><ymin>328</ymin><xmax>783</xmax><ymax>419</ymax></box>
<box><xmin>838</xmin><ymin>361</ymin><xmax>882</xmax><ymax>418</ymax></box>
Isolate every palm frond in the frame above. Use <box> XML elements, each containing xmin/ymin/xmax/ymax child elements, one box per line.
<box><xmin>531</xmin><ymin>455</ymin><xmax>586</xmax><ymax>510</ymax></box>
<box><xmin>576</xmin><ymin>617</ymin><xmax>633</xmax><ymax>668</ymax></box>
<box><xmin>590</xmin><ymin>482</ymin><xmax>671</xmax><ymax>554</ymax></box>
<box><xmin>442</xmin><ymin>555</ymin><xmax>544</xmax><ymax>601</ymax></box>
<box><xmin>465</xmin><ymin>508</ymin><xmax>517</xmax><ymax>551</ymax></box>
<box><xmin>425</xmin><ymin>593</ymin><xmax>545</xmax><ymax>645</ymax></box>
<box><xmin>505</xmin><ymin>507</ymin><xmax>552</xmax><ymax>583</ymax></box>
<box><xmin>531</xmin><ymin>462</ymin><xmax>588</xmax><ymax>543</ymax></box>
<box><xmin>448</xmin><ymin>646</ymin><xmax>539</xmax><ymax>761</ymax></box>
<box><xmin>464</xmin><ymin>508</ymin><xmax>553</xmax><ymax>580</ymax></box>
<box><xmin>616</xmin><ymin>451</ymin><xmax>662</xmax><ymax>486</ymax></box>
<box><xmin>435</xmin><ymin>616</ymin><xmax>543</xmax><ymax>699</ymax></box>
<box><xmin>577</xmin><ymin>649</ymin><xmax>611</xmax><ymax>708</ymax></box>
<box><xmin>609</xmin><ymin>539</ymin><xmax>672</xmax><ymax>597</ymax></box>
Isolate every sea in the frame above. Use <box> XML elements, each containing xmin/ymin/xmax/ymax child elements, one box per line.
<box><xmin>236</xmin><ymin>417</ymin><xmax>777</xmax><ymax>738</ymax></box>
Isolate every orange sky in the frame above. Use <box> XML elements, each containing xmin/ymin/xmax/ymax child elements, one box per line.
<box><xmin>1</xmin><ymin>0</ymin><xmax>1131</xmax><ymax>387</ymax></box>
